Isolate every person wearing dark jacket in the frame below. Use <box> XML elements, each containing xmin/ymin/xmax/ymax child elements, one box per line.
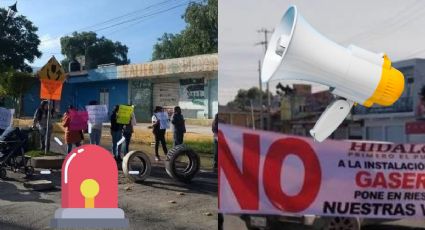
<box><xmin>171</xmin><ymin>106</ymin><xmax>186</xmax><ymax>146</ymax></box>
<box><xmin>110</xmin><ymin>105</ymin><xmax>123</xmax><ymax>160</ymax></box>
<box><xmin>32</xmin><ymin>100</ymin><xmax>53</xmax><ymax>151</ymax></box>
<box><xmin>122</xmin><ymin>107</ymin><xmax>136</xmax><ymax>155</ymax></box>
<box><xmin>152</xmin><ymin>106</ymin><xmax>168</xmax><ymax>161</ymax></box>
<box><xmin>212</xmin><ymin>113</ymin><xmax>218</xmax><ymax>170</ymax></box>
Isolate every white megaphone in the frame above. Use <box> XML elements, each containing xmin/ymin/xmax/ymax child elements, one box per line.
<box><xmin>262</xmin><ymin>5</ymin><xmax>404</xmax><ymax>142</ymax></box>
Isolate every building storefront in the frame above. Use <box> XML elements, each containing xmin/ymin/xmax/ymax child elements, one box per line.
<box><xmin>118</xmin><ymin>54</ymin><xmax>218</xmax><ymax>122</ymax></box>
<box><xmin>23</xmin><ymin>54</ymin><xmax>218</xmax><ymax>122</ymax></box>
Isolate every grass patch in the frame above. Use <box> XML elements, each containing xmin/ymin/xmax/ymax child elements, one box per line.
<box><xmin>166</xmin><ymin>139</ymin><xmax>214</xmax><ymax>155</ymax></box>
<box><xmin>25</xmin><ymin>150</ymin><xmax>62</xmax><ymax>158</ymax></box>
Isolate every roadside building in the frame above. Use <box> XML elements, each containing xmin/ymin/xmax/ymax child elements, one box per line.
<box><xmin>23</xmin><ymin>54</ymin><xmax>218</xmax><ymax>122</ymax></box>
<box><xmin>218</xmin><ymin>105</ymin><xmax>262</xmax><ymax>129</ymax></box>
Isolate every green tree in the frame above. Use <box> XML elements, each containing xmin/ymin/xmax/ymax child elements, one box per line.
<box><xmin>0</xmin><ymin>8</ymin><xmax>41</xmax><ymax>72</ymax></box>
<box><xmin>227</xmin><ymin>87</ymin><xmax>271</xmax><ymax>111</ymax></box>
<box><xmin>60</xmin><ymin>31</ymin><xmax>130</xmax><ymax>71</ymax></box>
<box><xmin>152</xmin><ymin>0</ymin><xmax>217</xmax><ymax>60</ymax></box>
<box><xmin>0</xmin><ymin>68</ymin><xmax>37</xmax><ymax>117</ymax></box>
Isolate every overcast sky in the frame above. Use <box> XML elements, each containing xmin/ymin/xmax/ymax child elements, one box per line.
<box><xmin>219</xmin><ymin>0</ymin><xmax>425</xmax><ymax>104</ymax></box>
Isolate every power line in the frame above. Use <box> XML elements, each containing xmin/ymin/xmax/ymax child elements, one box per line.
<box><xmin>40</xmin><ymin>0</ymin><xmax>189</xmax><ymax>43</ymax></box>
<box><xmin>93</xmin><ymin>1</ymin><xmax>193</xmax><ymax>34</ymax></box>
<box><xmin>78</xmin><ymin>0</ymin><xmax>178</xmax><ymax>32</ymax></box>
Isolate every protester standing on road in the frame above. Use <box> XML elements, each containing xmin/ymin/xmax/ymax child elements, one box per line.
<box><xmin>152</xmin><ymin>106</ymin><xmax>168</xmax><ymax>161</ymax></box>
<box><xmin>87</xmin><ymin>100</ymin><xmax>103</xmax><ymax>145</ymax></box>
<box><xmin>62</xmin><ymin>105</ymin><xmax>83</xmax><ymax>153</ymax></box>
<box><xmin>122</xmin><ymin>107</ymin><xmax>136</xmax><ymax>155</ymax></box>
<box><xmin>32</xmin><ymin>100</ymin><xmax>53</xmax><ymax>151</ymax></box>
<box><xmin>212</xmin><ymin>113</ymin><xmax>218</xmax><ymax>170</ymax></box>
<box><xmin>111</xmin><ymin>105</ymin><xmax>123</xmax><ymax>160</ymax></box>
<box><xmin>171</xmin><ymin>106</ymin><xmax>186</xmax><ymax>146</ymax></box>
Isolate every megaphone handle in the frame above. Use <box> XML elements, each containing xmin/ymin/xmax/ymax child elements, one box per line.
<box><xmin>309</xmin><ymin>99</ymin><xmax>354</xmax><ymax>142</ymax></box>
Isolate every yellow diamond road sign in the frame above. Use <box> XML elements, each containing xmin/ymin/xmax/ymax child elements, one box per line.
<box><xmin>37</xmin><ymin>56</ymin><xmax>66</xmax><ymax>81</ymax></box>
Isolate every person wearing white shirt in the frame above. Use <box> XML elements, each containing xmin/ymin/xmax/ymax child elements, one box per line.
<box><xmin>152</xmin><ymin>106</ymin><xmax>168</xmax><ymax>161</ymax></box>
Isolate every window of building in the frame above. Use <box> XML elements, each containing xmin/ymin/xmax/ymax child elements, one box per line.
<box><xmin>385</xmin><ymin>125</ymin><xmax>404</xmax><ymax>143</ymax></box>
<box><xmin>366</xmin><ymin>126</ymin><xmax>384</xmax><ymax>141</ymax></box>
<box><xmin>100</xmin><ymin>88</ymin><xmax>109</xmax><ymax>108</ymax></box>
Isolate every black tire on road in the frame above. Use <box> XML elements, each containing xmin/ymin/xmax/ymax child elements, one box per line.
<box><xmin>0</xmin><ymin>167</ymin><xmax>6</xmax><ymax>180</ymax></box>
<box><xmin>165</xmin><ymin>145</ymin><xmax>200</xmax><ymax>183</ymax></box>
<box><xmin>322</xmin><ymin>217</ymin><xmax>360</xmax><ymax>230</ymax></box>
<box><xmin>122</xmin><ymin>150</ymin><xmax>152</xmax><ymax>182</ymax></box>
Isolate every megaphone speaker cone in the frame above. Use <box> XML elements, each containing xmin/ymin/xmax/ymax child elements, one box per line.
<box><xmin>363</xmin><ymin>55</ymin><xmax>405</xmax><ymax>107</ymax></box>
<box><xmin>261</xmin><ymin>6</ymin><xmax>297</xmax><ymax>82</ymax></box>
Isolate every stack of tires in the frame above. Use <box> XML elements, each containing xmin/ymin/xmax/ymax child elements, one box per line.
<box><xmin>165</xmin><ymin>145</ymin><xmax>200</xmax><ymax>183</ymax></box>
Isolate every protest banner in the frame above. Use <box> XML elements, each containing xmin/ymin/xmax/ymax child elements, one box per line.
<box><xmin>0</xmin><ymin>108</ymin><xmax>14</xmax><ymax>130</ymax></box>
<box><xmin>69</xmin><ymin>110</ymin><xmax>88</xmax><ymax>131</ymax></box>
<box><xmin>86</xmin><ymin>105</ymin><xmax>108</xmax><ymax>124</ymax></box>
<box><xmin>117</xmin><ymin>105</ymin><xmax>134</xmax><ymax>124</ymax></box>
<box><xmin>219</xmin><ymin>124</ymin><xmax>425</xmax><ymax>219</ymax></box>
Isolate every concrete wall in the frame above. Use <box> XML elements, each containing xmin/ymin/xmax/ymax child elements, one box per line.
<box><xmin>72</xmin><ymin>80</ymin><xmax>128</xmax><ymax>114</ymax></box>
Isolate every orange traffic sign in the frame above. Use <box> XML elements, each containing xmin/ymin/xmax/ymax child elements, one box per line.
<box><xmin>38</xmin><ymin>56</ymin><xmax>66</xmax><ymax>81</ymax></box>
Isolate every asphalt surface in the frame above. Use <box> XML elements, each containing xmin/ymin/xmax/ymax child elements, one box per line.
<box><xmin>0</xmin><ymin>139</ymin><xmax>217</xmax><ymax>230</ymax></box>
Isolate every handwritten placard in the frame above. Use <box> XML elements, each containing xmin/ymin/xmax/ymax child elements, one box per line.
<box><xmin>86</xmin><ymin>105</ymin><xmax>108</xmax><ymax>125</ymax></box>
<box><xmin>154</xmin><ymin>112</ymin><xmax>169</xmax><ymax>129</ymax></box>
<box><xmin>69</xmin><ymin>110</ymin><xmax>88</xmax><ymax>131</ymax></box>
<box><xmin>117</xmin><ymin>105</ymin><xmax>134</xmax><ymax>124</ymax></box>
<box><xmin>0</xmin><ymin>108</ymin><xmax>14</xmax><ymax>130</ymax></box>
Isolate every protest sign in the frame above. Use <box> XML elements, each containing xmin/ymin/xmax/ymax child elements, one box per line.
<box><xmin>154</xmin><ymin>112</ymin><xmax>169</xmax><ymax>129</ymax></box>
<box><xmin>219</xmin><ymin>124</ymin><xmax>425</xmax><ymax>219</ymax></box>
<box><xmin>117</xmin><ymin>105</ymin><xmax>134</xmax><ymax>124</ymax></box>
<box><xmin>69</xmin><ymin>111</ymin><xmax>88</xmax><ymax>131</ymax></box>
<box><xmin>0</xmin><ymin>108</ymin><xmax>14</xmax><ymax>130</ymax></box>
<box><xmin>86</xmin><ymin>105</ymin><xmax>108</xmax><ymax>124</ymax></box>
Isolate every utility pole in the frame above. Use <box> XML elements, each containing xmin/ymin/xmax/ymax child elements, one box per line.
<box><xmin>255</xmin><ymin>28</ymin><xmax>273</xmax><ymax>130</ymax></box>
<box><xmin>257</xmin><ymin>60</ymin><xmax>263</xmax><ymax>129</ymax></box>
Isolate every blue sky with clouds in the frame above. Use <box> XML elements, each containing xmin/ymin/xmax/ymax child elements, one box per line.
<box><xmin>0</xmin><ymin>0</ymin><xmax>192</xmax><ymax>67</ymax></box>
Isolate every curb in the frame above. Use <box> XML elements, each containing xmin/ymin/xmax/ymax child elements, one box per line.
<box><xmin>31</xmin><ymin>156</ymin><xmax>65</xmax><ymax>169</ymax></box>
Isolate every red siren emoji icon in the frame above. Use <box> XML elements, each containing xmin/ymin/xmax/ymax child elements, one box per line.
<box><xmin>51</xmin><ymin>144</ymin><xmax>129</xmax><ymax>228</ymax></box>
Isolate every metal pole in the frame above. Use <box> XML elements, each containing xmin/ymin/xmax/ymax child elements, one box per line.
<box><xmin>267</xmin><ymin>82</ymin><xmax>271</xmax><ymax>131</ymax></box>
<box><xmin>258</xmin><ymin>60</ymin><xmax>264</xmax><ymax>129</ymax></box>
<box><xmin>250</xmin><ymin>99</ymin><xmax>255</xmax><ymax>130</ymax></box>
<box><xmin>44</xmin><ymin>100</ymin><xmax>50</xmax><ymax>155</ymax></box>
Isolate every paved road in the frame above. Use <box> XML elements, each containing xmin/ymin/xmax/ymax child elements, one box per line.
<box><xmin>0</xmin><ymin>164</ymin><xmax>217</xmax><ymax>230</ymax></box>
<box><xmin>223</xmin><ymin>214</ymin><xmax>425</xmax><ymax>230</ymax></box>
<box><xmin>0</xmin><ymin>138</ymin><xmax>217</xmax><ymax>230</ymax></box>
